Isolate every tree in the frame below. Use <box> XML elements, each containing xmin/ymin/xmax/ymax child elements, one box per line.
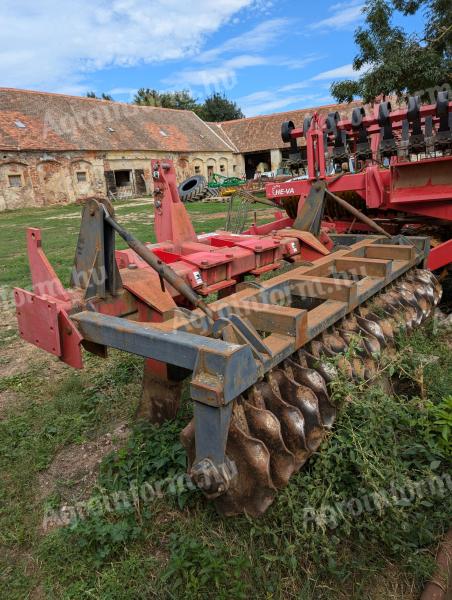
<box><xmin>331</xmin><ymin>0</ymin><xmax>452</xmax><ymax>103</ymax></box>
<box><xmin>133</xmin><ymin>88</ymin><xmax>244</xmax><ymax>121</ymax></box>
<box><xmin>86</xmin><ymin>91</ymin><xmax>114</xmax><ymax>101</ymax></box>
<box><xmin>198</xmin><ymin>92</ymin><xmax>244</xmax><ymax>121</ymax></box>
<box><xmin>133</xmin><ymin>88</ymin><xmax>199</xmax><ymax>111</ymax></box>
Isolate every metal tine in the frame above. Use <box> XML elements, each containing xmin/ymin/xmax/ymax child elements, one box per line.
<box><xmin>294</xmin><ymin>348</ymin><xmax>339</xmax><ymax>385</ymax></box>
<box><xmin>358</xmin><ymin>308</ymin><xmax>395</xmax><ymax>345</ymax></box>
<box><xmin>342</xmin><ymin>318</ymin><xmax>382</xmax><ymax>373</ymax></box>
<box><xmin>214</xmin><ymin>402</ymin><xmax>276</xmax><ymax>517</ymax></box>
<box><xmin>285</xmin><ymin>358</ymin><xmax>336</xmax><ymax>428</ymax></box>
<box><xmin>366</xmin><ymin>296</ymin><xmax>405</xmax><ymax>332</ymax></box>
<box><xmin>405</xmin><ymin>274</ymin><xmax>437</xmax><ymax>306</ymax></box>
<box><xmin>308</xmin><ymin>340</ymin><xmax>355</xmax><ymax>380</ymax></box>
<box><xmin>393</xmin><ymin>285</ymin><xmax>424</xmax><ymax>325</ymax></box>
<box><xmin>260</xmin><ymin>378</ymin><xmax>310</xmax><ymax>468</ymax></box>
<box><xmin>410</xmin><ymin>269</ymin><xmax>442</xmax><ymax>304</ymax></box>
<box><xmin>379</xmin><ymin>291</ymin><xmax>416</xmax><ymax>329</ymax></box>
<box><xmin>390</xmin><ymin>289</ymin><xmax>420</xmax><ymax>328</ymax></box>
<box><xmin>320</xmin><ymin>329</ymin><xmax>349</xmax><ymax>354</ymax></box>
<box><xmin>244</xmin><ymin>393</ymin><xmax>296</xmax><ymax>488</ymax></box>
<box><xmin>337</xmin><ymin>328</ymin><xmax>372</xmax><ymax>357</ymax></box>
<box><xmin>356</xmin><ymin>315</ymin><xmax>387</xmax><ymax>347</ymax></box>
<box><xmin>397</xmin><ymin>280</ymin><xmax>432</xmax><ymax>319</ymax></box>
<box><xmin>339</xmin><ymin>313</ymin><xmax>384</xmax><ymax>354</ymax></box>
<box><xmin>269</xmin><ymin>370</ymin><xmax>324</xmax><ymax>453</ymax></box>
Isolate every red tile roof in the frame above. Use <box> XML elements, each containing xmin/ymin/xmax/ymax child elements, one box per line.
<box><xmin>0</xmin><ymin>88</ymin><xmax>389</xmax><ymax>156</ymax></box>
<box><xmin>217</xmin><ymin>100</ymin><xmax>375</xmax><ymax>153</ymax></box>
<box><xmin>0</xmin><ymin>88</ymin><xmax>232</xmax><ymax>152</ymax></box>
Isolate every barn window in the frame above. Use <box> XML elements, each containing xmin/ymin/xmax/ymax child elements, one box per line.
<box><xmin>220</xmin><ymin>164</ymin><xmax>225</xmax><ymax>172</ymax></box>
<box><xmin>76</xmin><ymin>171</ymin><xmax>87</xmax><ymax>182</ymax></box>
<box><xmin>194</xmin><ymin>165</ymin><xmax>201</xmax><ymax>174</ymax></box>
<box><xmin>8</xmin><ymin>174</ymin><xmax>22</xmax><ymax>187</ymax></box>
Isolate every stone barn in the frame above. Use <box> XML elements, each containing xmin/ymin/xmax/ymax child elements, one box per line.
<box><xmin>0</xmin><ymin>88</ymin><xmax>240</xmax><ymax>211</ymax></box>
<box><xmin>0</xmin><ymin>87</ymin><xmax>369</xmax><ymax>212</ymax></box>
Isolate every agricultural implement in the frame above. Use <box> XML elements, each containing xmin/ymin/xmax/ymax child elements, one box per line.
<box><xmin>263</xmin><ymin>93</ymin><xmax>452</xmax><ymax>272</ymax></box>
<box><xmin>208</xmin><ymin>173</ymin><xmax>246</xmax><ymax>196</ymax></box>
<box><xmin>14</xmin><ymin>159</ymin><xmax>442</xmax><ymax>516</ymax></box>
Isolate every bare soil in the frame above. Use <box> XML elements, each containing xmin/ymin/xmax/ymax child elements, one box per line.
<box><xmin>37</xmin><ymin>423</ymin><xmax>130</xmax><ymax>508</ymax></box>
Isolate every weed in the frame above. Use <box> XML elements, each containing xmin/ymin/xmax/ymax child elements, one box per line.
<box><xmin>62</xmin><ymin>419</ymin><xmax>199</xmax><ymax>563</ymax></box>
<box><xmin>1</xmin><ymin>198</ymin><xmax>451</xmax><ymax>599</ymax></box>
<box><xmin>160</xmin><ymin>533</ymin><xmax>251</xmax><ymax>600</ymax></box>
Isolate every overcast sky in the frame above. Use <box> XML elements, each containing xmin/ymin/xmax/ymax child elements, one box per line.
<box><xmin>0</xmin><ymin>0</ymin><xmax>423</xmax><ymax>116</ymax></box>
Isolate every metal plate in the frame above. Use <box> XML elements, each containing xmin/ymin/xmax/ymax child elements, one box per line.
<box><xmin>14</xmin><ymin>289</ymin><xmax>61</xmax><ymax>356</ymax></box>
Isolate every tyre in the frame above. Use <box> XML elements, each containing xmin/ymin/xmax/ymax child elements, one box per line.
<box><xmin>205</xmin><ymin>187</ymin><xmax>218</xmax><ymax>197</ymax></box>
<box><xmin>178</xmin><ymin>175</ymin><xmax>207</xmax><ymax>202</ymax></box>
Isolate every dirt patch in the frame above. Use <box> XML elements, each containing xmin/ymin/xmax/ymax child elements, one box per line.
<box><xmin>362</xmin><ymin>564</ymin><xmax>417</xmax><ymax>600</ymax></box>
<box><xmin>0</xmin><ymin>390</ymin><xmax>20</xmax><ymax>420</ymax></box>
<box><xmin>43</xmin><ymin>213</ymin><xmax>81</xmax><ymax>220</ymax></box>
<box><xmin>115</xmin><ymin>198</ymin><xmax>154</xmax><ymax>210</ymax></box>
<box><xmin>0</xmin><ymin>336</ymin><xmax>68</xmax><ymax>379</ymax></box>
<box><xmin>38</xmin><ymin>423</ymin><xmax>130</xmax><ymax>509</ymax></box>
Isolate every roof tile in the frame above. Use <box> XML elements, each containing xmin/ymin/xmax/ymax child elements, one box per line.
<box><xmin>0</xmin><ymin>88</ymin><xmax>231</xmax><ymax>152</ymax></box>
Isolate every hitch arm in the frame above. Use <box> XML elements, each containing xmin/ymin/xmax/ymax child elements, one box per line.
<box><xmin>102</xmin><ymin>206</ymin><xmax>215</xmax><ymax>322</ymax></box>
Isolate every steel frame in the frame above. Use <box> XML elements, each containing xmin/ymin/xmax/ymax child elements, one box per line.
<box><xmin>264</xmin><ymin>98</ymin><xmax>452</xmax><ymax>269</ymax></box>
<box><xmin>75</xmin><ymin>236</ymin><xmax>428</xmax><ymax>471</ymax></box>
<box><xmin>15</xmin><ymin>218</ymin><xmax>428</xmax><ymax>478</ymax></box>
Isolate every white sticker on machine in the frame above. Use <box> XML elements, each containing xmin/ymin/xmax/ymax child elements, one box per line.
<box><xmin>193</xmin><ymin>271</ymin><xmax>203</xmax><ymax>285</ymax></box>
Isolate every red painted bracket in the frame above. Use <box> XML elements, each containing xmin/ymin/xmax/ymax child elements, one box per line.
<box><xmin>427</xmin><ymin>239</ymin><xmax>452</xmax><ymax>271</ymax></box>
<box><xmin>26</xmin><ymin>228</ymin><xmax>70</xmax><ymax>301</ymax></box>
<box><xmin>14</xmin><ymin>288</ymin><xmax>83</xmax><ymax>369</ymax></box>
<box><xmin>14</xmin><ymin>289</ymin><xmax>61</xmax><ymax>356</ymax></box>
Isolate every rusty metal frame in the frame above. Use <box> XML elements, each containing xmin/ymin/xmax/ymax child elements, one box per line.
<box><xmin>69</xmin><ymin>235</ymin><xmax>427</xmax><ymax>473</ymax></box>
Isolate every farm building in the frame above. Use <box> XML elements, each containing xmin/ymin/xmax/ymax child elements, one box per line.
<box><xmin>0</xmin><ymin>87</ymin><xmax>364</xmax><ymax>211</ymax></box>
<box><xmin>214</xmin><ymin>100</ymin><xmax>364</xmax><ymax>179</ymax></box>
<box><xmin>0</xmin><ymin>88</ymin><xmax>240</xmax><ymax>211</ymax></box>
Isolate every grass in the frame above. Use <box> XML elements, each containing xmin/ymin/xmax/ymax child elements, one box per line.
<box><xmin>0</xmin><ymin>197</ymin><xmax>451</xmax><ymax>599</ymax></box>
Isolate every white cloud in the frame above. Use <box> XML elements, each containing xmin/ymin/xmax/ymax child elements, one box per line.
<box><xmin>241</xmin><ymin>94</ymin><xmax>334</xmax><ymax>117</ymax></box>
<box><xmin>309</xmin><ymin>0</ymin><xmax>363</xmax><ymax>31</ymax></box>
<box><xmin>171</xmin><ymin>67</ymin><xmax>237</xmax><ymax>91</ymax></box>
<box><xmin>195</xmin><ymin>18</ymin><xmax>289</xmax><ymax>62</ymax></box>
<box><xmin>238</xmin><ymin>86</ymin><xmax>335</xmax><ymax>117</ymax></box>
<box><xmin>107</xmin><ymin>87</ymin><xmax>139</xmax><ymax>100</ymax></box>
<box><xmin>165</xmin><ymin>54</ymin><xmax>268</xmax><ymax>94</ymax></box>
<box><xmin>279</xmin><ymin>81</ymin><xmax>311</xmax><ymax>92</ymax></box>
<box><xmin>280</xmin><ymin>55</ymin><xmax>325</xmax><ymax>70</ymax></box>
<box><xmin>0</xmin><ymin>0</ymin><xmax>257</xmax><ymax>91</ymax></box>
<box><xmin>312</xmin><ymin>63</ymin><xmax>364</xmax><ymax>80</ymax></box>
<box><xmin>224</xmin><ymin>55</ymin><xmax>267</xmax><ymax>68</ymax></box>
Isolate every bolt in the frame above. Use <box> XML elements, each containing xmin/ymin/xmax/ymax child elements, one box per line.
<box><xmin>128</xmin><ymin>263</ymin><xmax>138</xmax><ymax>270</ymax></box>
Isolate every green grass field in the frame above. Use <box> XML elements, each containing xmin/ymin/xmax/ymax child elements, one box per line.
<box><xmin>0</xmin><ymin>198</ymin><xmax>450</xmax><ymax>599</ymax></box>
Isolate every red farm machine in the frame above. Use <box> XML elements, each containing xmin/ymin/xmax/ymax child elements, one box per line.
<box><xmin>14</xmin><ymin>123</ymin><xmax>445</xmax><ymax>515</ymax></box>
<box><xmin>261</xmin><ymin>92</ymin><xmax>452</xmax><ymax>273</ymax></box>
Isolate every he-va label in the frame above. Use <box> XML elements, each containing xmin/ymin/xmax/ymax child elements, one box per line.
<box><xmin>271</xmin><ymin>186</ymin><xmax>295</xmax><ymax>196</ymax></box>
